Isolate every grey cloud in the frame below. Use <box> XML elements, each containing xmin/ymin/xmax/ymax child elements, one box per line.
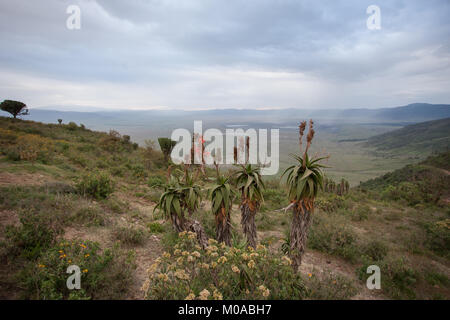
<box><xmin>0</xmin><ymin>0</ymin><xmax>449</xmax><ymax>109</ymax></box>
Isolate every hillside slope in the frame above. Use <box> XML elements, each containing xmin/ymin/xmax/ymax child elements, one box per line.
<box><xmin>360</xmin><ymin>151</ymin><xmax>450</xmax><ymax>206</ymax></box>
<box><xmin>0</xmin><ymin>116</ymin><xmax>448</xmax><ymax>300</ymax></box>
<box><xmin>365</xmin><ymin>118</ymin><xmax>450</xmax><ymax>155</ymax></box>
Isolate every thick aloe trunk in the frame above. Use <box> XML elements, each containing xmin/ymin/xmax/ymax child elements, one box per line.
<box><xmin>241</xmin><ymin>202</ymin><xmax>258</xmax><ymax>249</ymax></box>
<box><xmin>290</xmin><ymin>202</ymin><xmax>313</xmax><ymax>272</ymax></box>
<box><xmin>170</xmin><ymin>212</ymin><xmax>186</xmax><ymax>233</ymax></box>
<box><xmin>171</xmin><ymin>212</ymin><xmax>208</xmax><ymax>249</ymax></box>
<box><xmin>216</xmin><ymin>206</ymin><xmax>232</xmax><ymax>246</ymax></box>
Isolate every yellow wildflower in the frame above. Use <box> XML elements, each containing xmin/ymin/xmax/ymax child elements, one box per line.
<box><xmin>85</xmin><ymin>253</ymin><xmax>90</xmax><ymax>258</ymax></box>
<box><xmin>258</xmin><ymin>285</ymin><xmax>270</xmax><ymax>297</ymax></box>
<box><xmin>163</xmin><ymin>252</ymin><xmax>171</xmax><ymax>258</ymax></box>
<box><xmin>213</xmin><ymin>289</ymin><xmax>223</xmax><ymax>300</ymax></box>
<box><xmin>256</xmin><ymin>244</ymin><xmax>266</xmax><ymax>251</ymax></box>
<box><xmin>192</xmin><ymin>251</ymin><xmax>201</xmax><ymax>258</ymax></box>
<box><xmin>178</xmin><ymin>231</ymin><xmax>187</xmax><ymax>238</ymax></box>
<box><xmin>185</xmin><ymin>293</ymin><xmax>196</xmax><ymax>300</ymax></box>
<box><xmin>308</xmin><ymin>273</ymin><xmax>312</xmax><ymax>278</ymax></box>
<box><xmin>141</xmin><ymin>279</ymin><xmax>150</xmax><ymax>292</ymax></box>
<box><xmin>281</xmin><ymin>256</ymin><xmax>292</xmax><ymax>266</ymax></box>
<box><xmin>157</xmin><ymin>273</ymin><xmax>169</xmax><ymax>282</ymax></box>
<box><xmin>208</xmin><ymin>238</ymin><xmax>218</xmax><ymax>245</ymax></box>
<box><xmin>199</xmin><ymin>289</ymin><xmax>210</xmax><ymax>300</ymax></box>
<box><xmin>231</xmin><ymin>265</ymin><xmax>240</xmax><ymax>273</ymax></box>
<box><xmin>147</xmin><ymin>263</ymin><xmax>158</xmax><ymax>274</ymax></box>
<box><xmin>38</xmin><ymin>264</ymin><xmax>46</xmax><ymax>268</ymax></box>
<box><xmin>174</xmin><ymin>269</ymin><xmax>189</xmax><ymax>280</ymax></box>
<box><xmin>211</xmin><ymin>262</ymin><xmax>218</xmax><ymax>268</ymax></box>
<box><xmin>82</xmin><ymin>269</ymin><xmax>88</xmax><ymax>273</ymax></box>
<box><xmin>174</xmin><ymin>249</ymin><xmax>181</xmax><ymax>256</ymax></box>
<box><xmin>187</xmin><ymin>232</ymin><xmax>196</xmax><ymax>240</ymax></box>
<box><xmin>217</xmin><ymin>256</ymin><xmax>227</xmax><ymax>264</ymax></box>
<box><xmin>247</xmin><ymin>260</ymin><xmax>256</xmax><ymax>269</ymax></box>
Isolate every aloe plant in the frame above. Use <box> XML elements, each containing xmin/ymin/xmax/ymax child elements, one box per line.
<box><xmin>180</xmin><ymin>170</ymin><xmax>202</xmax><ymax>217</ymax></box>
<box><xmin>209</xmin><ymin>176</ymin><xmax>234</xmax><ymax>246</ymax></box>
<box><xmin>235</xmin><ymin>164</ymin><xmax>265</xmax><ymax>248</ymax></box>
<box><xmin>154</xmin><ymin>175</ymin><xmax>186</xmax><ymax>232</ymax></box>
<box><xmin>282</xmin><ymin>120</ymin><xmax>326</xmax><ymax>271</ymax></box>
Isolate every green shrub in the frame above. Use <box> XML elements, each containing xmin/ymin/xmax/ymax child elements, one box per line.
<box><xmin>423</xmin><ymin>219</ymin><xmax>450</xmax><ymax>257</ymax></box>
<box><xmin>362</xmin><ymin>240</ymin><xmax>388</xmax><ymax>261</ymax></box>
<box><xmin>148</xmin><ymin>176</ymin><xmax>164</xmax><ymax>188</ymax></box>
<box><xmin>316</xmin><ymin>195</ymin><xmax>346</xmax><ymax>213</ymax></box>
<box><xmin>144</xmin><ymin>232</ymin><xmax>309</xmax><ymax>300</ymax></box>
<box><xmin>351</xmin><ymin>204</ymin><xmax>370</xmax><ymax>221</ymax></box>
<box><xmin>307</xmin><ymin>271</ymin><xmax>357</xmax><ymax>300</ymax></box>
<box><xmin>104</xmin><ymin>198</ymin><xmax>129</xmax><ymax>214</ymax></box>
<box><xmin>358</xmin><ymin>257</ymin><xmax>418</xmax><ymax>299</ymax></box>
<box><xmin>19</xmin><ymin>240</ymin><xmax>136</xmax><ymax>299</ymax></box>
<box><xmin>72</xmin><ymin>207</ymin><xmax>105</xmax><ymax>226</ymax></box>
<box><xmin>148</xmin><ymin>222</ymin><xmax>165</xmax><ymax>234</ymax></box>
<box><xmin>67</xmin><ymin>122</ymin><xmax>78</xmax><ymax>131</ymax></box>
<box><xmin>76</xmin><ymin>172</ymin><xmax>115</xmax><ymax>199</ymax></box>
<box><xmin>4</xmin><ymin>211</ymin><xmax>60</xmax><ymax>260</ymax></box>
<box><xmin>6</xmin><ymin>147</ymin><xmax>21</xmax><ymax>161</ymax></box>
<box><xmin>113</xmin><ymin>226</ymin><xmax>145</xmax><ymax>245</ymax></box>
<box><xmin>308</xmin><ymin>213</ymin><xmax>360</xmax><ymax>262</ymax></box>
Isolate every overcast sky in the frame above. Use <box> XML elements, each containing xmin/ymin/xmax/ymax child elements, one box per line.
<box><xmin>0</xmin><ymin>0</ymin><xmax>449</xmax><ymax>110</ymax></box>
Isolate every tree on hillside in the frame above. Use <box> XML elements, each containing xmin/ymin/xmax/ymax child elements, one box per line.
<box><xmin>0</xmin><ymin>100</ymin><xmax>28</xmax><ymax>119</ymax></box>
<box><xmin>158</xmin><ymin>137</ymin><xmax>177</xmax><ymax>162</ymax></box>
<box><xmin>282</xmin><ymin>120</ymin><xmax>326</xmax><ymax>271</ymax></box>
<box><xmin>58</xmin><ymin>119</ymin><xmax>63</xmax><ymax>124</ymax></box>
<box><xmin>235</xmin><ymin>164</ymin><xmax>265</xmax><ymax>249</ymax></box>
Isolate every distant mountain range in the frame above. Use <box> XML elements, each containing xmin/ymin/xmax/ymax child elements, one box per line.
<box><xmin>1</xmin><ymin>103</ymin><xmax>449</xmax><ymax>138</ymax></box>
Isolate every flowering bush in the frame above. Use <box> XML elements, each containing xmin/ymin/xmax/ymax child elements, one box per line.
<box><xmin>142</xmin><ymin>231</ymin><xmax>308</xmax><ymax>300</ymax></box>
<box><xmin>19</xmin><ymin>240</ymin><xmax>136</xmax><ymax>300</ymax></box>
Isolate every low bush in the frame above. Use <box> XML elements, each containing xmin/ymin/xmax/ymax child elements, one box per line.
<box><xmin>358</xmin><ymin>257</ymin><xmax>418</xmax><ymax>299</ymax></box>
<box><xmin>148</xmin><ymin>176</ymin><xmax>165</xmax><ymax>188</ymax></box>
<box><xmin>148</xmin><ymin>222</ymin><xmax>165</xmax><ymax>234</ymax></box>
<box><xmin>76</xmin><ymin>172</ymin><xmax>115</xmax><ymax>199</ymax></box>
<box><xmin>362</xmin><ymin>240</ymin><xmax>388</xmax><ymax>261</ymax></box>
<box><xmin>143</xmin><ymin>232</ymin><xmax>309</xmax><ymax>300</ymax></box>
<box><xmin>308</xmin><ymin>213</ymin><xmax>360</xmax><ymax>262</ymax></box>
<box><xmin>307</xmin><ymin>271</ymin><xmax>357</xmax><ymax>300</ymax></box>
<box><xmin>112</xmin><ymin>226</ymin><xmax>145</xmax><ymax>245</ymax></box>
<box><xmin>18</xmin><ymin>240</ymin><xmax>136</xmax><ymax>299</ymax></box>
<box><xmin>3</xmin><ymin>211</ymin><xmax>60</xmax><ymax>260</ymax></box>
<box><xmin>423</xmin><ymin>219</ymin><xmax>450</xmax><ymax>257</ymax></box>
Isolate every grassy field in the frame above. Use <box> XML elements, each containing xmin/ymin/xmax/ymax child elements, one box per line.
<box><xmin>0</xmin><ymin>116</ymin><xmax>448</xmax><ymax>300</ymax></box>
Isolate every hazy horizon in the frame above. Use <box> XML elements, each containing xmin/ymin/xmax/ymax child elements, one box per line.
<box><xmin>24</xmin><ymin>102</ymin><xmax>450</xmax><ymax>113</ymax></box>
